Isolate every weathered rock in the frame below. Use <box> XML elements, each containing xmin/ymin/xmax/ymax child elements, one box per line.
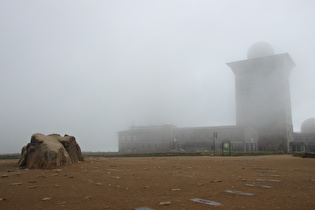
<box><xmin>52</xmin><ymin>134</ymin><xmax>83</xmax><ymax>163</ymax></box>
<box><xmin>83</xmin><ymin>196</ymin><xmax>92</xmax><ymax>200</ymax></box>
<box><xmin>18</xmin><ymin>133</ymin><xmax>83</xmax><ymax>169</ymax></box>
<box><xmin>210</xmin><ymin>179</ymin><xmax>222</xmax><ymax>183</ymax></box>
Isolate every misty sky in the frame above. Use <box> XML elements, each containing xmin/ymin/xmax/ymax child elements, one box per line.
<box><xmin>1</xmin><ymin>0</ymin><xmax>315</xmax><ymax>153</ymax></box>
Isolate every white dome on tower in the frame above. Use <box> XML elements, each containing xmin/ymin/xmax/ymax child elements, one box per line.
<box><xmin>247</xmin><ymin>42</ymin><xmax>275</xmax><ymax>59</ymax></box>
<box><xmin>301</xmin><ymin>118</ymin><xmax>315</xmax><ymax>134</ymax></box>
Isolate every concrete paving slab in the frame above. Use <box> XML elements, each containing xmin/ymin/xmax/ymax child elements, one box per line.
<box><xmin>134</xmin><ymin>207</ymin><xmax>154</xmax><ymax>210</ymax></box>
<box><xmin>245</xmin><ymin>183</ymin><xmax>272</xmax><ymax>188</ymax></box>
<box><xmin>256</xmin><ymin>178</ymin><xmax>281</xmax><ymax>182</ymax></box>
<box><xmin>224</xmin><ymin>190</ymin><xmax>255</xmax><ymax>196</ymax></box>
<box><xmin>190</xmin><ymin>198</ymin><xmax>222</xmax><ymax>206</ymax></box>
<box><xmin>252</xmin><ymin>167</ymin><xmax>269</xmax><ymax>170</ymax></box>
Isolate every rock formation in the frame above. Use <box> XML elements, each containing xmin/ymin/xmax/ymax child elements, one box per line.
<box><xmin>18</xmin><ymin>133</ymin><xmax>83</xmax><ymax>169</ymax></box>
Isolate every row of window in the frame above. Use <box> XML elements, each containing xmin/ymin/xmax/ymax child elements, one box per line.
<box><xmin>120</xmin><ymin>133</ymin><xmax>240</xmax><ymax>142</ymax></box>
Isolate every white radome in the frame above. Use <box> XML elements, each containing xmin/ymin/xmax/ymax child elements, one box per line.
<box><xmin>247</xmin><ymin>42</ymin><xmax>275</xmax><ymax>59</ymax></box>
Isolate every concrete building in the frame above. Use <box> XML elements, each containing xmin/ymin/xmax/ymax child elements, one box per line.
<box><xmin>118</xmin><ymin>124</ymin><xmax>257</xmax><ymax>152</ymax></box>
<box><xmin>118</xmin><ymin>125</ymin><xmax>173</xmax><ymax>152</ymax></box>
<box><xmin>291</xmin><ymin>118</ymin><xmax>315</xmax><ymax>153</ymax></box>
<box><xmin>227</xmin><ymin>42</ymin><xmax>295</xmax><ymax>152</ymax></box>
<box><xmin>118</xmin><ymin>42</ymin><xmax>314</xmax><ymax>153</ymax></box>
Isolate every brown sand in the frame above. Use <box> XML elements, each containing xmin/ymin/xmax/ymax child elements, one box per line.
<box><xmin>0</xmin><ymin>155</ymin><xmax>314</xmax><ymax>209</ymax></box>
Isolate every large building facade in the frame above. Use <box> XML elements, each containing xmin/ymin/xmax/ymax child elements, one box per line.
<box><xmin>118</xmin><ymin>125</ymin><xmax>257</xmax><ymax>152</ymax></box>
<box><xmin>118</xmin><ymin>42</ymin><xmax>314</xmax><ymax>153</ymax></box>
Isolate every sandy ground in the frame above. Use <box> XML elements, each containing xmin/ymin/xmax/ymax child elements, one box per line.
<box><xmin>0</xmin><ymin>155</ymin><xmax>315</xmax><ymax>210</ymax></box>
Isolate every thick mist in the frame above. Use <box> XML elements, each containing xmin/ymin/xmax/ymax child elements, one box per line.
<box><xmin>1</xmin><ymin>0</ymin><xmax>315</xmax><ymax>153</ymax></box>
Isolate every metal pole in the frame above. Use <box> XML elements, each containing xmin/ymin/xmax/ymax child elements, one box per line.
<box><xmin>213</xmin><ymin>132</ymin><xmax>216</xmax><ymax>155</ymax></box>
<box><xmin>170</xmin><ymin>125</ymin><xmax>173</xmax><ymax>150</ymax></box>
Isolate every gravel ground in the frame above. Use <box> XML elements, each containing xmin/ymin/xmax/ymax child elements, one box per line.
<box><xmin>0</xmin><ymin>155</ymin><xmax>315</xmax><ymax>209</ymax></box>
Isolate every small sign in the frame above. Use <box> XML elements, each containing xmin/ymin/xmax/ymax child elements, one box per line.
<box><xmin>222</xmin><ymin>140</ymin><xmax>231</xmax><ymax>151</ymax></box>
<box><xmin>221</xmin><ymin>140</ymin><xmax>232</xmax><ymax>155</ymax></box>
<box><xmin>225</xmin><ymin>190</ymin><xmax>254</xmax><ymax>196</ymax></box>
<box><xmin>190</xmin><ymin>198</ymin><xmax>221</xmax><ymax>206</ymax></box>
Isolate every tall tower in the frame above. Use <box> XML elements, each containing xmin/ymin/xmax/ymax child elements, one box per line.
<box><xmin>227</xmin><ymin>42</ymin><xmax>295</xmax><ymax>152</ymax></box>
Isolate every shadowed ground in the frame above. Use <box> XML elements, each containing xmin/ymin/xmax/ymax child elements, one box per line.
<box><xmin>0</xmin><ymin>155</ymin><xmax>314</xmax><ymax>209</ymax></box>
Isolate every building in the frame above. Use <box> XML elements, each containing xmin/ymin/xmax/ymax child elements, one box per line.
<box><xmin>118</xmin><ymin>42</ymin><xmax>314</xmax><ymax>153</ymax></box>
<box><xmin>118</xmin><ymin>125</ymin><xmax>173</xmax><ymax>152</ymax></box>
<box><xmin>291</xmin><ymin>118</ymin><xmax>315</xmax><ymax>153</ymax></box>
<box><xmin>118</xmin><ymin>124</ymin><xmax>257</xmax><ymax>152</ymax></box>
<box><xmin>227</xmin><ymin>42</ymin><xmax>295</xmax><ymax>152</ymax></box>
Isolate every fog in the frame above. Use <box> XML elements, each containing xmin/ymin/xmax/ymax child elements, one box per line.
<box><xmin>1</xmin><ymin>0</ymin><xmax>315</xmax><ymax>153</ymax></box>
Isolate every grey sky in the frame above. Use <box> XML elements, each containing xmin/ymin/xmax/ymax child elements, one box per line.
<box><xmin>1</xmin><ymin>0</ymin><xmax>315</xmax><ymax>153</ymax></box>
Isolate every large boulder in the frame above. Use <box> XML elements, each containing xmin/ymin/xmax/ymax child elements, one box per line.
<box><xmin>18</xmin><ymin>133</ymin><xmax>83</xmax><ymax>169</ymax></box>
<box><xmin>49</xmin><ymin>134</ymin><xmax>83</xmax><ymax>163</ymax></box>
